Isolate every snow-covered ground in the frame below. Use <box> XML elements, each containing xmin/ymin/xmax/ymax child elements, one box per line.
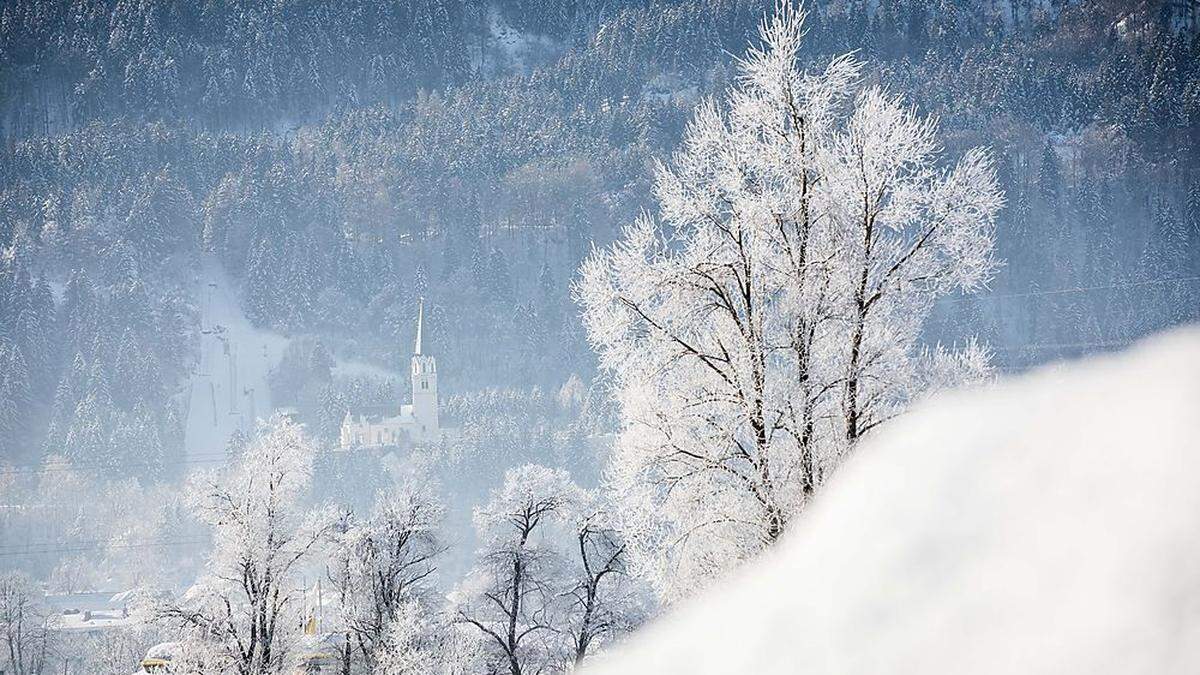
<box><xmin>474</xmin><ymin>4</ymin><xmax>558</xmax><ymax>74</ymax></box>
<box><xmin>590</xmin><ymin>327</ymin><xmax>1200</xmax><ymax>674</ymax></box>
<box><xmin>182</xmin><ymin>261</ymin><xmax>403</xmax><ymax>462</ymax></box>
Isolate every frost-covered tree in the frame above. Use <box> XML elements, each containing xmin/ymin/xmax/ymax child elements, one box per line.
<box><xmin>563</xmin><ymin>497</ymin><xmax>641</xmax><ymax>665</ymax></box>
<box><xmin>577</xmin><ymin>2</ymin><xmax>1001</xmax><ymax>600</ymax></box>
<box><xmin>823</xmin><ymin>89</ymin><xmax>1002</xmax><ymax>443</ymax></box>
<box><xmin>324</xmin><ymin>484</ymin><xmax>444</xmax><ymax>673</ymax></box>
<box><xmin>369</xmin><ymin>598</ymin><xmax>442</xmax><ymax>674</ymax></box>
<box><xmin>374</xmin><ymin>619</ymin><xmax>490</xmax><ymax>675</ymax></box>
<box><xmin>79</xmin><ymin>623</ymin><xmax>164</xmax><ymax>675</ymax></box>
<box><xmin>453</xmin><ymin>465</ymin><xmax>582</xmax><ymax>675</ymax></box>
<box><xmin>159</xmin><ymin>416</ymin><xmax>327</xmax><ymax>675</ymax></box>
<box><xmin>0</xmin><ymin>572</ymin><xmax>56</xmax><ymax>675</ymax></box>
<box><xmin>450</xmin><ymin>466</ymin><xmax>639</xmax><ymax>672</ymax></box>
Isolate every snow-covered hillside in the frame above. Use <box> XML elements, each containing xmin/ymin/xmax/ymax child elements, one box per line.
<box><xmin>183</xmin><ymin>260</ymin><xmax>289</xmax><ymax>461</ymax></box>
<box><xmin>590</xmin><ymin>327</ymin><xmax>1200</xmax><ymax>674</ymax></box>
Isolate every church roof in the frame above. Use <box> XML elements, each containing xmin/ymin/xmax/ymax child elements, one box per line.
<box><xmin>348</xmin><ymin>404</ymin><xmax>398</xmax><ymax>422</ymax></box>
<box><xmin>346</xmin><ymin>404</ymin><xmax>419</xmax><ymax>424</ymax></box>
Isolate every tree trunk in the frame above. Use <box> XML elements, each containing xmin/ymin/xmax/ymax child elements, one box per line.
<box><xmin>506</xmin><ymin>556</ymin><xmax>523</xmax><ymax>675</ymax></box>
<box><xmin>575</xmin><ymin>583</ymin><xmax>597</xmax><ymax>664</ymax></box>
<box><xmin>846</xmin><ymin>213</ymin><xmax>873</xmax><ymax>444</ymax></box>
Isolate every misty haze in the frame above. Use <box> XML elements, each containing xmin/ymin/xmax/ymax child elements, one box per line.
<box><xmin>0</xmin><ymin>0</ymin><xmax>1198</xmax><ymax>673</ymax></box>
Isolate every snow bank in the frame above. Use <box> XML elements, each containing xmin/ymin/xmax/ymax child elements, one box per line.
<box><xmin>590</xmin><ymin>327</ymin><xmax>1200</xmax><ymax>675</ymax></box>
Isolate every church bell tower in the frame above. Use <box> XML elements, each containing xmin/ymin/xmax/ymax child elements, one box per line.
<box><xmin>411</xmin><ymin>299</ymin><xmax>439</xmax><ymax>438</ymax></box>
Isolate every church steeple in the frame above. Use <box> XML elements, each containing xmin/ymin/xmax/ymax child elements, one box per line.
<box><xmin>410</xmin><ymin>299</ymin><xmax>438</xmax><ymax>439</ymax></box>
<box><xmin>415</xmin><ymin>295</ymin><xmax>424</xmax><ymax>355</ymax></box>
<box><xmin>340</xmin><ymin>300</ymin><xmax>441</xmax><ymax>449</ymax></box>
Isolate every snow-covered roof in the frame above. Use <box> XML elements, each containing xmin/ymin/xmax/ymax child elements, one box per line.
<box><xmin>346</xmin><ymin>404</ymin><xmax>400</xmax><ymax>422</ymax></box>
<box><xmin>56</xmin><ymin>607</ymin><xmax>139</xmax><ymax>632</ymax></box>
<box><xmin>346</xmin><ymin>404</ymin><xmax>416</xmax><ymax>425</ymax></box>
<box><xmin>146</xmin><ymin>641</ymin><xmax>179</xmax><ymax>660</ymax></box>
<box><xmin>44</xmin><ymin>591</ymin><xmax>122</xmax><ymax>612</ymax></box>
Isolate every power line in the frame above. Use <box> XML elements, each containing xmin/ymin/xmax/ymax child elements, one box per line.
<box><xmin>0</xmin><ymin>454</ymin><xmax>230</xmax><ymax>477</ymax></box>
<box><xmin>937</xmin><ymin>275</ymin><xmax>1200</xmax><ymax>306</ymax></box>
<box><xmin>0</xmin><ymin>536</ymin><xmax>324</xmax><ymax>559</ymax></box>
<box><xmin>990</xmin><ymin>340</ymin><xmax>1136</xmax><ymax>353</ymax></box>
<box><xmin>0</xmin><ymin>538</ymin><xmax>211</xmax><ymax>558</ymax></box>
<box><xmin>0</xmin><ymin>532</ymin><xmax>211</xmax><ymax>553</ymax></box>
<box><xmin>0</xmin><ymin>535</ymin><xmax>176</xmax><ymax>552</ymax></box>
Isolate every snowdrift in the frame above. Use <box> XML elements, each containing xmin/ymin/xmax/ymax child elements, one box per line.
<box><xmin>590</xmin><ymin>327</ymin><xmax>1200</xmax><ymax>674</ymax></box>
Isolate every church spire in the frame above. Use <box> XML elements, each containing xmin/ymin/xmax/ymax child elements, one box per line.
<box><xmin>414</xmin><ymin>298</ymin><xmax>424</xmax><ymax>356</ymax></box>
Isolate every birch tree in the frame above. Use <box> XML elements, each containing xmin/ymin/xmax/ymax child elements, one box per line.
<box><xmin>576</xmin><ymin>1</ymin><xmax>1001</xmax><ymax>600</ymax></box>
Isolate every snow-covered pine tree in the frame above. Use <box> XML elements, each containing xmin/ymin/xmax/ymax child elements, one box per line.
<box><xmin>0</xmin><ymin>344</ymin><xmax>31</xmax><ymax>459</ymax></box>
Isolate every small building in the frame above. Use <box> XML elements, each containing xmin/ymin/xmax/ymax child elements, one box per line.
<box><xmin>339</xmin><ymin>302</ymin><xmax>442</xmax><ymax>448</ymax></box>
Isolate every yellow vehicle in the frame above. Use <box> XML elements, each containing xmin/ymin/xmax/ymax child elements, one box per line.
<box><xmin>135</xmin><ymin>642</ymin><xmax>177</xmax><ymax>673</ymax></box>
<box><xmin>139</xmin><ymin>657</ymin><xmax>171</xmax><ymax>673</ymax></box>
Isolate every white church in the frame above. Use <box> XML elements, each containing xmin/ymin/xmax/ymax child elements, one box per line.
<box><xmin>339</xmin><ymin>302</ymin><xmax>443</xmax><ymax>448</ymax></box>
